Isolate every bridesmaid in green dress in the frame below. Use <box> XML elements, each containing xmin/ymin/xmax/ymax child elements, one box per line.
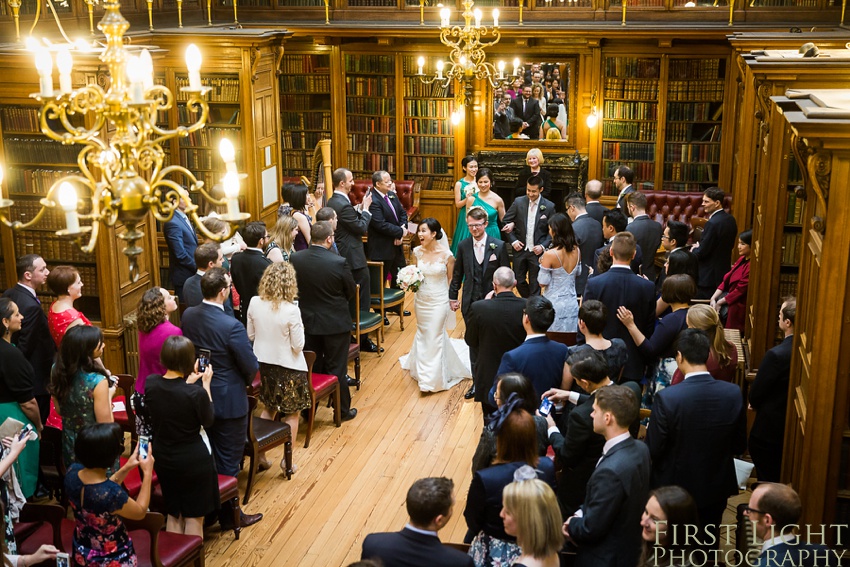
<box><xmin>473</xmin><ymin>168</ymin><xmax>506</xmax><ymax>241</ymax></box>
<box><xmin>450</xmin><ymin>156</ymin><xmax>479</xmax><ymax>255</ymax></box>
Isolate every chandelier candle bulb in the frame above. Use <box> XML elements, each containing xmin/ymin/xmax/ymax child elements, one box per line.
<box><xmin>139</xmin><ymin>49</ymin><xmax>154</xmax><ymax>90</ymax></box>
<box><xmin>474</xmin><ymin>8</ymin><xmax>482</xmax><ymax>27</ymax></box>
<box><xmin>497</xmin><ymin>60</ymin><xmax>505</xmax><ymax>79</ymax></box>
<box><xmin>436</xmin><ymin>60</ymin><xmax>445</xmax><ymax>79</ymax></box>
<box><xmin>223</xmin><ymin>172</ymin><xmax>241</xmax><ymax>218</ymax></box>
<box><xmin>56</xmin><ymin>49</ymin><xmax>73</xmax><ymax>95</ymax></box>
<box><xmin>513</xmin><ymin>57</ymin><xmax>519</xmax><ymax>76</ymax></box>
<box><xmin>185</xmin><ymin>44</ymin><xmax>203</xmax><ymax>90</ymax></box>
<box><xmin>220</xmin><ymin>138</ymin><xmax>238</xmax><ymax>176</ymax></box>
<box><xmin>492</xmin><ymin>8</ymin><xmax>499</xmax><ymax>26</ymax></box>
<box><xmin>440</xmin><ymin>7</ymin><xmax>450</xmax><ymax>27</ymax></box>
<box><xmin>58</xmin><ymin>182</ymin><xmax>80</xmax><ymax>234</ymax></box>
<box><xmin>417</xmin><ymin>57</ymin><xmax>425</xmax><ymax>75</ymax></box>
<box><xmin>35</xmin><ymin>48</ymin><xmax>54</xmax><ymax>97</ymax></box>
<box><xmin>126</xmin><ymin>57</ymin><xmax>146</xmax><ymax>104</ymax></box>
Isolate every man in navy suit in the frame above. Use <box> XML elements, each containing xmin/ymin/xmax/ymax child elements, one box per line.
<box><xmin>646</xmin><ymin>329</ymin><xmax>746</xmax><ymax>545</ymax></box>
<box><xmin>746</xmin><ymin>483</ymin><xmax>838</xmax><ymax>567</ymax></box>
<box><xmin>692</xmin><ymin>187</ymin><xmax>738</xmax><ymax>298</ymax></box>
<box><xmin>463</xmin><ymin>267</ymin><xmax>525</xmax><ymax>412</ymax></box>
<box><xmin>2</xmin><ymin>254</ymin><xmax>53</xmax><ymax>423</ymax></box>
<box><xmin>508</xmin><ymin>84</ymin><xmax>543</xmax><ymax>139</ymax></box>
<box><xmin>564</xmin><ymin>385</ymin><xmax>650</xmax><ymax>567</ymax></box>
<box><xmin>613</xmin><ymin>165</ymin><xmax>636</xmax><ymax>214</ymax></box>
<box><xmin>182</xmin><ymin>243</ymin><xmax>234</xmax><ymax>318</ymax></box>
<box><xmin>181</xmin><ymin>267</ymin><xmax>262</xmax><ymax>528</ymax></box>
<box><xmin>492</xmin><ymin>295</ymin><xmax>567</xmax><ymax>405</ymax></box>
<box><xmin>583</xmin><ymin>232</ymin><xmax>656</xmax><ymax>383</ymax></box>
<box><xmin>368</xmin><ymin>170</ymin><xmax>408</xmax><ymax>290</ymax></box>
<box><xmin>230</xmin><ymin>222</ymin><xmax>272</xmax><ymax>326</ymax></box>
<box><xmin>361</xmin><ymin>477</ymin><xmax>473</xmax><ymax>567</ymax></box>
<box><xmin>624</xmin><ymin>192</ymin><xmax>663</xmax><ymax>281</ymax></box>
<box><xmin>565</xmin><ymin>192</ymin><xmax>604</xmax><ymax>296</ymax></box>
<box><xmin>584</xmin><ymin>179</ymin><xmax>607</xmax><ymax>224</ymax></box>
<box><xmin>501</xmin><ymin>176</ymin><xmax>555</xmax><ymax>297</ymax></box>
<box><xmin>749</xmin><ymin>297</ymin><xmax>795</xmax><ymax>482</ymax></box>
<box><xmin>162</xmin><ymin>197</ymin><xmax>198</xmax><ymax>301</ymax></box>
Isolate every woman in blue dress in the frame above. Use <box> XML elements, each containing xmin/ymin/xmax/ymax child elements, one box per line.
<box><xmin>537</xmin><ymin>213</ymin><xmax>580</xmax><ymax>332</ymax></box>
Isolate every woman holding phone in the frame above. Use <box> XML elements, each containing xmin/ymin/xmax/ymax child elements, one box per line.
<box><xmin>145</xmin><ymin>336</ymin><xmax>219</xmax><ymax>537</ymax></box>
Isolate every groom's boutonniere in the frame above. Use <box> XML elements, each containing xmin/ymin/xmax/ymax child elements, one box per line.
<box><xmin>539</xmin><ymin>205</ymin><xmax>547</xmax><ymax>212</ymax></box>
<box><xmin>489</xmin><ymin>243</ymin><xmax>497</xmax><ymax>250</ymax></box>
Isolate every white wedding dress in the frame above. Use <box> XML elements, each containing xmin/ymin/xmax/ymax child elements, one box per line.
<box><xmin>400</xmin><ymin>246</ymin><xmax>472</xmax><ymax>392</ymax></box>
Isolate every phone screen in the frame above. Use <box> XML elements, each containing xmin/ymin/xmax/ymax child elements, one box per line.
<box><xmin>139</xmin><ymin>435</ymin><xmax>150</xmax><ymax>460</ymax></box>
<box><xmin>198</xmin><ymin>349</ymin><xmax>211</xmax><ymax>373</ymax></box>
<box><xmin>539</xmin><ymin>398</ymin><xmax>553</xmax><ymax>417</ymax></box>
<box><xmin>56</xmin><ymin>553</ymin><xmax>69</xmax><ymax>567</ymax></box>
<box><xmin>18</xmin><ymin>424</ymin><xmax>33</xmax><ymax>441</ymax></box>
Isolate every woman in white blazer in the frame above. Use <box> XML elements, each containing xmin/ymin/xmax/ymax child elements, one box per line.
<box><xmin>247</xmin><ymin>262</ymin><xmax>309</xmax><ymax>473</ymax></box>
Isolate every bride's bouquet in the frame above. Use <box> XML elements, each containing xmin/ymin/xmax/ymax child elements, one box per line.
<box><xmin>397</xmin><ymin>265</ymin><xmax>425</xmax><ymax>293</ymax></box>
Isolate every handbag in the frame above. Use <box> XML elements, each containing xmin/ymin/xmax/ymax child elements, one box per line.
<box><xmin>717</xmin><ymin>291</ymin><xmax>729</xmax><ymax>325</ymax></box>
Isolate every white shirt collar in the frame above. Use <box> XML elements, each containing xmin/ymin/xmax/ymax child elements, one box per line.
<box><xmin>709</xmin><ymin>209</ymin><xmax>721</xmax><ymax>219</ymax></box>
<box><xmin>575</xmin><ymin>212</ymin><xmax>588</xmax><ymax>220</ymax></box>
<box><xmin>524</xmin><ymin>333</ymin><xmax>546</xmax><ymax>342</ymax></box>
<box><xmin>632</xmin><ymin>213</ymin><xmax>648</xmax><ymax>221</ymax></box>
<box><xmin>610</xmin><ymin>264</ymin><xmax>631</xmax><ymax>270</ymax></box>
<box><xmin>202</xmin><ymin>300</ymin><xmax>224</xmax><ymax>311</ymax></box>
<box><xmin>373</xmin><ymin>187</ymin><xmax>387</xmax><ymax>199</ymax></box>
<box><xmin>334</xmin><ymin>190</ymin><xmax>349</xmax><ymax>199</ymax></box>
<box><xmin>602</xmin><ymin>431</ymin><xmax>631</xmax><ymax>456</ymax></box>
<box><xmin>404</xmin><ymin>524</ymin><xmax>439</xmax><ymax>538</ymax></box>
<box><xmin>196</xmin><ymin>269</ymin><xmax>205</xmax><ymax>276</ymax></box>
<box><xmin>683</xmin><ymin>371</ymin><xmax>706</xmax><ymax>381</ymax></box>
<box><xmin>473</xmin><ymin>235</ymin><xmax>487</xmax><ymax>245</ymax></box>
<box><xmin>174</xmin><ymin>208</ymin><xmax>188</xmax><ymax>220</ymax></box>
<box><xmin>761</xmin><ymin>533</ymin><xmax>798</xmax><ymax>555</ymax></box>
<box><xmin>15</xmin><ymin>283</ymin><xmax>37</xmax><ymax>298</ymax></box>
<box><xmin>586</xmin><ymin>200</ymin><xmax>600</xmax><ymax>205</ymax></box>
<box><xmin>247</xmin><ymin>247</ymin><xmax>264</xmax><ymax>253</ymax></box>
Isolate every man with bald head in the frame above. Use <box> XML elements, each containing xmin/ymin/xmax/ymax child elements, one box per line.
<box><xmin>584</xmin><ymin>179</ymin><xmax>607</xmax><ymax>224</ymax></box>
<box><xmin>464</xmin><ymin>267</ymin><xmax>527</xmax><ymax>419</ymax></box>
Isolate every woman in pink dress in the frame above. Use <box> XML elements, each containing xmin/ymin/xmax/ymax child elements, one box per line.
<box><xmin>46</xmin><ymin>266</ymin><xmax>91</xmax><ymax>348</ymax></box>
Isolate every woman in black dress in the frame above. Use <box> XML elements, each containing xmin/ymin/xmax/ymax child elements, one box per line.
<box><xmin>144</xmin><ymin>335</ymin><xmax>218</xmax><ymax>537</ymax></box>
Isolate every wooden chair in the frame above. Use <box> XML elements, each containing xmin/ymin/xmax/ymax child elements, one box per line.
<box><xmin>122</xmin><ymin>512</ymin><xmax>205</xmax><ymax>567</ymax></box>
<box><xmin>243</xmin><ymin>395</ymin><xmax>293</xmax><ymax>505</ymax></box>
<box><xmin>151</xmin><ymin>474</ymin><xmax>242</xmax><ymax>540</ymax></box>
<box><xmin>303</xmin><ymin>351</ymin><xmax>342</xmax><ymax>449</ymax></box>
<box><xmin>248</xmin><ymin>369</ymin><xmax>261</xmax><ymax>398</ymax></box>
<box><xmin>546</xmin><ymin>331</ymin><xmax>577</xmax><ymax>347</ymax></box>
<box><xmin>690</xmin><ymin>216</ymin><xmax>708</xmax><ymax>243</ymax></box>
<box><xmin>350</xmin><ymin>284</ymin><xmax>383</xmax><ymax>355</ymax></box>
<box><xmin>348</xmin><ymin>343</ymin><xmax>362</xmax><ymax>390</ymax></box>
<box><xmin>638</xmin><ymin>408</ymin><xmax>652</xmax><ymax>440</ymax></box>
<box><xmin>15</xmin><ymin>503</ymin><xmax>65</xmax><ymax>555</ymax></box>
<box><xmin>112</xmin><ymin>373</ymin><xmax>137</xmax><ymax>442</ymax></box>
<box><xmin>38</xmin><ymin>425</ymin><xmax>67</xmax><ymax>508</ymax></box>
<box><xmin>368</xmin><ymin>260</ymin><xmax>406</xmax><ymax>331</ymax></box>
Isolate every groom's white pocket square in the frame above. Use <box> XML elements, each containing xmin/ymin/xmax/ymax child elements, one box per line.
<box><xmin>540</xmin><ymin>214</ymin><xmax>547</xmax><ymax>220</ymax></box>
<box><xmin>488</xmin><ymin>254</ymin><xmax>497</xmax><ymax>261</ymax></box>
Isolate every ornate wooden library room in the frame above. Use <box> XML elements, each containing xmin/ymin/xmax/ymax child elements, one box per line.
<box><xmin>0</xmin><ymin>0</ymin><xmax>848</xmax><ymax>565</ymax></box>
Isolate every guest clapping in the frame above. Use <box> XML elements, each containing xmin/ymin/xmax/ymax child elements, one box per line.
<box><xmin>145</xmin><ymin>335</ymin><xmax>219</xmax><ymax>537</ymax></box>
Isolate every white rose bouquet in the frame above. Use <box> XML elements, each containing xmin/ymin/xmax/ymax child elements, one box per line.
<box><xmin>397</xmin><ymin>265</ymin><xmax>425</xmax><ymax>293</ymax></box>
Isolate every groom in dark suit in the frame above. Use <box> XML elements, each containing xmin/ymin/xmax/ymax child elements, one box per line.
<box><xmin>509</xmin><ymin>84</ymin><xmax>543</xmax><ymax>139</ymax></box>
<box><xmin>501</xmin><ymin>175</ymin><xmax>555</xmax><ymax>297</ymax></box>
<box><xmin>450</xmin><ymin>207</ymin><xmax>510</xmax><ymax>400</ymax></box>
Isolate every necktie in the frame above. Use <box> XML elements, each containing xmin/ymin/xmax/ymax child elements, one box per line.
<box><xmin>474</xmin><ymin>240</ymin><xmax>484</xmax><ymax>264</ymax></box>
<box><xmin>384</xmin><ymin>193</ymin><xmax>399</xmax><ymax>222</ymax></box>
<box><xmin>526</xmin><ymin>201</ymin><xmax>537</xmax><ymax>250</ymax></box>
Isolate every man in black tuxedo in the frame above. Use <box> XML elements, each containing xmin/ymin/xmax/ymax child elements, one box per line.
<box><xmin>162</xmin><ymin>197</ymin><xmax>198</xmax><ymax>301</ymax></box>
<box><xmin>328</xmin><ymin>167</ymin><xmax>378</xmax><ymax>352</ymax></box>
<box><xmin>646</xmin><ymin>329</ymin><xmax>747</xmax><ymax>544</ymax></box>
<box><xmin>501</xmin><ymin>176</ymin><xmax>554</xmax><ymax>297</ymax></box>
<box><xmin>230</xmin><ymin>222</ymin><xmax>271</xmax><ymax>326</ymax></box>
<box><xmin>367</xmin><ymin>170</ymin><xmax>408</xmax><ymax>293</ymax></box>
<box><xmin>583</xmin><ymin>232</ymin><xmax>655</xmax><ymax>383</ymax></box>
<box><xmin>3</xmin><ymin>254</ymin><xmax>53</xmax><ymax>422</ymax></box>
<box><xmin>692</xmin><ymin>187</ymin><xmax>738</xmax><ymax>298</ymax></box>
<box><xmin>624</xmin><ymin>192</ymin><xmax>663</xmax><ymax>281</ymax></box>
<box><xmin>361</xmin><ymin>477</ymin><xmax>473</xmax><ymax>567</ymax></box>
<box><xmin>749</xmin><ymin>297</ymin><xmax>795</xmax><ymax>482</ymax></box>
<box><xmin>544</xmin><ymin>350</ymin><xmax>641</xmax><ymax>516</ymax></box>
<box><xmin>564</xmin><ymin>385</ymin><xmax>650</xmax><ymax>567</ymax></box>
<box><xmin>565</xmin><ymin>192</ymin><xmax>604</xmax><ymax>296</ymax></box>
<box><xmin>613</xmin><ymin>165</ymin><xmax>636</xmax><ymax>214</ymax></box>
<box><xmin>592</xmin><ymin>209</ymin><xmax>643</xmax><ymax>276</ymax></box>
<box><xmin>182</xmin><ymin>243</ymin><xmax>235</xmax><ymax>318</ymax></box>
<box><xmin>463</xmin><ymin>268</ymin><xmax>524</xmax><ymax>413</ymax></box>
<box><xmin>584</xmin><ymin>179</ymin><xmax>607</xmax><ymax>224</ymax></box>
<box><xmin>181</xmin><ymin>267</ymin><xmax>263</xmax><ymax>528</ymax></box>
<box><xmin>508</xmin><ymin>84</ymin><xmax>542</xmax><ymax>139</ymax></box>
<box><xmin>291</xmin><ymin>222</ymin><xmax>358</xmax><ymax>420</ymax></box>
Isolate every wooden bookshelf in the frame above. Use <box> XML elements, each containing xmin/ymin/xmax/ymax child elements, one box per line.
<box><xmin>401</xmin><ymin>55</ymin><xmax>455</xmax><ymax>192</ymax></box>
<box><xmin>601</xmin><ymin>55</ymin><xmax>660</xmax><ymax>193</ymax></box>
<box><xmin>280</xmin><ymin>53</ymin><xmax>332</xmax><ymax>179</ymax></box>
<box><xmin>344</xmin><ymin>53</ymin><xmax>397</xmax><ymax>179</ymax></box>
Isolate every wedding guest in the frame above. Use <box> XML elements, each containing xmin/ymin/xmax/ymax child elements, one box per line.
<box><xmin>656</xmin><ymin>248</ymin><xmax>699</xmax><ymax>317</ymax></box>
<box><xmin>230</xmin><ymin>221</ymin><xmax>272</xmax><ymax>326</ymax></box>
<box><xmin>277</xmin><ymin>182</ymin><xmax>312</xmax><ymax>251</ymax></box>
<box><xmin>709</xmin><ymin>229</ymin><xmax>751</xmax><ymax>331</ymax></box>
<box><xmin>163</xmin><ymin>197</ymin><xmax>198</xmax><ymax>301</ymax></box>
<box><xmin>568</xmin><ymin>300</ymin><xmax>628</xmax><ymax>384</ymax></box>
<box><xmin>0</xmin><ymin>298</ymin><xmax>42</xmax><ymax>498</ymax></box>
<box><xmin>145</xmin><ymin>335</ymin><xmax>219</xmax><ymax>537</ymax></box>
<box><xmin>513</xmin><ymin>149</ymin><xmax>553</xmax><ymax>202</ymax></box>
<box><xmin>248</xmin><ymin>262</ymin><xmax>310</xmax><ymax>471</ymax></box>
<box><xmin>670</xmin><ymin>305</ymin><xmax>737</xmax><ymax>385</ymax></box>
<box><xmin>182</xmin><ymin>243</ymin><xmax>235</xmax><ymax>317</ymax></box>
<box><xmin>65</xmin><ymin>423</ymin><xmax>153</xmax><ymax>566</ymax></box>
<box><xmin>135</xmin><ymin>287</ymin><xmax>182</xmax><ymax>437</ymax></box>
<box><xmin>538</xmin><ymin>213</ymin><xmax>580</xmax><ymax>332</ymax></box>
<box><xmin>451</xmin><ymin>156</ymin><xmax>480</xmax><ymax>256</ymax></box>
<box><xmin>51</xmin><ymin>325</ymin><xmax>115</xmax><ymax>468</ymax></box>
<box><xmin>266</xmin><ymin>215</ymin><xmax>299</xmax><ymax>263</ymax></box>
<box><xmin>500</xmin><ymin>473</ymin><xmax>563</xmax><ymax>567</ymax></box>
<box><xmin>0</xmin><ymin>501</ymin><xmax>58</xmax><ymax>566</ymax></box>
<box><xmin>637</xmin><ymin>486</ymin><xmax>699</xmax><ymax>567</ymax></box>
<box><xmin>46</xmin><ymin>265</ymin><xmax>91</xmax><ymax>348</ymax></box>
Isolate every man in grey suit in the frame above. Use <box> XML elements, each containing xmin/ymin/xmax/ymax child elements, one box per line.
<box><xmin>564</xmin><ymin>385</ymin><xmax>650</xmax><ymax>567</ymax></box>
<box><xmin>328</xmin><ymin>167</ymin><xmax>378</xmax><ymax>352</ymax></box>
<box><xmin>613</xmin><ymin>165</ymin><xmax>636</xmax><ymax>214</ymax></box>
<box><xmin>584</xmin><ymin>179</ymin><xmax>607</xmax><ymax>224</ymax></box>
<box><xmin>565</xmin><ymin>192</ymin><xmax>604</xmax><ymax>296</ymax></box>
<box><xmin>624</xmin><ymin>192</ymin><xmax>663</xmax><ymax>281</ymax></box>
<box><xmin>501</xmin><ymin>175</ymin><xmax>555</xmax><ymax>297</ymax></box>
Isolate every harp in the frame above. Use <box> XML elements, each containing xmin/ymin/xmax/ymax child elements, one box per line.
<box><xmin>310</xmin><ymin>139</ymin><xmax>333</xmax><ymax>201</ymax></box>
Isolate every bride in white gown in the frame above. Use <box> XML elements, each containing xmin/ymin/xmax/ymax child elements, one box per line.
<box><xmin>400</xmin><ymin>218</ymin><xmax>472</xmax><ymax>392</ymax></box>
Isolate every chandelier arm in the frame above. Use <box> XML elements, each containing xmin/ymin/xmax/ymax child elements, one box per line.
<box><xmin>187</xmin><ymin>207</ymin><xmax>238</xmax><ymax>243</ymax></box>
<box><xmin>156</xmin><ymin>165</ymin><xmax>226</xmax><ymax>207</ymax></box>
<box><xmin>180</xmin><ymin>96</ymin><xmax>211</xmax><ymax>137</ymax></box>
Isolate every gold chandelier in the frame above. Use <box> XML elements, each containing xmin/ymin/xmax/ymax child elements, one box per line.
<box><xmin>417</xmin><ymin>0</ymin><xmax>519</xmax><ymax>106</ymax></box>
<box><xmin>0</xmin><ymin>0</ymin><xmax>249</xmax><ymax>281</ymax></box>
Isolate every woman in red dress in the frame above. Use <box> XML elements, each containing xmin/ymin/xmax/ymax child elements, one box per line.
<box><xmin>47</xmin><ymin>266</ymin><xmax>91</xmax><ymax>348</ymax></box>
<box><xmin>710</xmin><ymin>229</ymin><xmax>751</xmax><ymax>332</ymax></box>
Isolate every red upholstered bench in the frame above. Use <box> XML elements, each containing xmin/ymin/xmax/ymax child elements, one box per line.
<box><xmin>644</xmin><ymin>190</ymin><xmax>732</xmax><ymax>228</ymax></box>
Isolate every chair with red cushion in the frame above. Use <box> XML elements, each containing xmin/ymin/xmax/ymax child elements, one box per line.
<box><xmin>151</xmin><ymin>474</ymin><xmax>241</xmax><ymax>540</ymax></box>
<box><xmin>123</xmin><ymin>512</ymin><xmax>204</xmax><ymax>567</ymax></box>
<box><xmin>15</xmin><ymin>503</ymin><xmax>65</xmax><ymax>556</ymax></box>
<box><xmin>120</xmin><ymin>455</ymin><xmax>159</xmax><ymax>499</ymax></box>
<box><xmin>303</xmin><ymin>351</ymin><xmax>341</xmax><ymax>449</ymax></box>
<box><xmin>546</xmin><ymin>331</ymin><xmax>577</xmax><ymax>347</ymax></box>
<box><xmin>112</xmin><ymin>373</ymin><xmax>137</xmax><ymax>442</ymax></box>
<box><xmin>242</xmin><ymin>395</ymin><xmax>293</xmax><ymax>505</ymax></box>
<box><xmin>247</xmin><ymin>369</ymin><xmax>262</xmax><ymax>398</ymax></box>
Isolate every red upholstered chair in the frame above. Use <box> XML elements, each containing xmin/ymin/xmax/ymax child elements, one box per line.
<box><xmin>349</xmin><ymin>180</ymin><xmax>371</xmax><ymax>207</ymax></box>
<box><xmin>303</xmin><ymin>350</ymin><xmax>341</xmax><ymax>449</ymax></box>
<box><xmin>248</xmin><ymin>369</ymin><xmax>262</xmax><ymax>398</ymax></box>
<box><xmin>120</xmin><ymin>455</ymin><xmax>159</xmax><ymax>499</ymax></box>
<box><xmin>122</xmin><ymin>512</ymin><xmax>205</xmax><ymax>567</ymax></box>
<box><xmin>15</xmin><ymin>503</ymin><xmax>65</xmax><ymax>555</ymax></box>
<box><xmin>112</xmin><ymin>373</ymin><xmax>137</xmax><ymax>441</ymax></box>
<box><xmin>644</xmin><ymin>190</ymin><xmax>733</xmax><ymax>230</ymax></box>
<box><xmin>151</xmin><ymin>474</ymin><xmax>242</xmax><ymax>539</ymax></box>
<box><xmin>546</xmin><ymin>331</ymin><xmax>577</xmax><ymax>347</ymax></box>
